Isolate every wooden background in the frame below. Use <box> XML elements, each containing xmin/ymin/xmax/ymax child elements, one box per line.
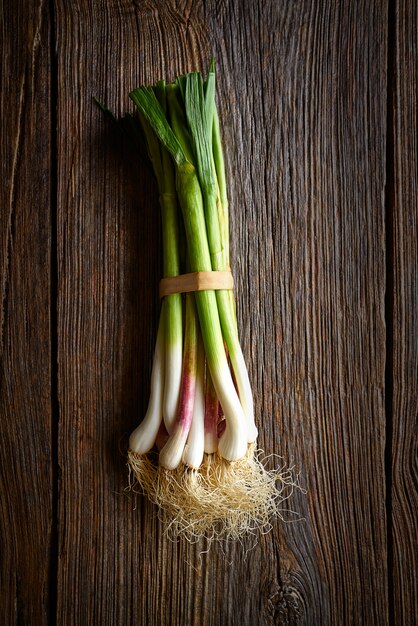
<box><xmin>1</xmin><ymin>0</ymin><xmax>417</xmax><ymax>624</ymax></box>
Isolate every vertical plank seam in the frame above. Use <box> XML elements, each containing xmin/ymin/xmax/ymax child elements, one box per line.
<box><xmin>48</xmin><ymin>0</ymin><xmax>59</xmax><ymax>624</ymax></box>
<box><xmin>385</xmin><ymin>0</ymin><xmax>396</xmax><ymax>623</ymax></box>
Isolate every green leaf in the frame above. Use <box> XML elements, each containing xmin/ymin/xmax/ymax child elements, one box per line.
<box><xmin>130</xmin><ymin>86</ymin><xmax>188</xmax><ymax>167</ymax></box>
<box><xmin>184</xmin><ymin>72</ymin><xmax>214</xmax><ymax>194</ymax></box>
<box><xmin>204</xmin><ymin>65</ymin><xmax>216</xmax><ymax>142</ymax></box>
<box><xmin>167</xmin><ymin>84</ymin><xmax>195</xmax><ymax>164</ymax></box>
<box><xmin>93</xmin><ymin>96</ymin><xmax>117</xmax><ymax>121</ymax></box>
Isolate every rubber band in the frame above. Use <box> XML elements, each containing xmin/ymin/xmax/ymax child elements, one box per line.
<box><xmin>159</xmin><ymin>271</ymin><xmax>234</xmax><ymax>298</ymax></box>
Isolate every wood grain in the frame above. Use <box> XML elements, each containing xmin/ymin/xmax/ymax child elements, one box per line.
<box><xmin>6</xmin><ymin>0</ymin><xmax>418</xmax><ymax>624</ymax></box>
<box><xmin>391</xmin><ymin>1</ymin><xmax>418</xmax><ymax>623</ymax></box>
<box><xmin>54</xmin><ymin>1</ymin><xmax>389</xmax><ymax>625</ymax></box>
<box><xmin>208</xmin><ymin>2</ymin><xmax>388</xmax><ymax>623</ymax></box>
<box><xmin>0</xmin><ymin>1</ymin><xmax>52</xmax><ymax>624</ymax></box>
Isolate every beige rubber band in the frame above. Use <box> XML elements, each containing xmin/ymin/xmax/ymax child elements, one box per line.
<box><xmin>159</xmin><ymin>271</ymin><xmax>234</xmax><ymax>298</ymax></box>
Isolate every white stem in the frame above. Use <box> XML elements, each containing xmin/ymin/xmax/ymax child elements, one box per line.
<box><xmin>229</xmin><ymin>346</ymin><xmax>258</xmax><ymax>442</ymax></box>
<box><xmin>163</xmin><ymin>341</ymin><xmax>182</xmax><ymax>432</ymax></box>
<box><xmin>211</xmin><ymin>361</ymin><xmax>247</xmax><ymax>461</ymax></box>
<box><xmin>182</xmin><ymin>336</ymin><xmax>205</xmax><ymax>468</ymax></box>
<box><xmin>162</xmin><ymin>299</ymin><xmax>183</xmax><ymax>434</ymax></box>
<box><xmin>159</xmin><ymin>425</ymin><xmax>188</xmax><ymax>470</ymax></box>
<box><xmin>204</xmin><ymin>425</ymin><xmax>218</xmax><ymax>454</ymax></box>
<box><xmin>129</xmin><ymin>315</ymin><xmax>165</xmax><ymax>453</ymax></box>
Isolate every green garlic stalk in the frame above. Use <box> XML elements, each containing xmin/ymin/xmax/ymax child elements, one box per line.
<box><xmin>123</xmin><ymin>63</ymin><xmax>295</xmax><ymax>542</ymax></box>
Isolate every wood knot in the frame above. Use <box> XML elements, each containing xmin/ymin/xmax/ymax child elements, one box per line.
<box><xmin>265</xmin><ymin>582</ymin><xmax>304</xmax><ymax>626</ymax></box>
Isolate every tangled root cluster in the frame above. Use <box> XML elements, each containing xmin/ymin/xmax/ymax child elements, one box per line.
<box><xmin>127</xmin><ymin>445</ymin><xmax>298</xmax><ymax>542</ymax></box>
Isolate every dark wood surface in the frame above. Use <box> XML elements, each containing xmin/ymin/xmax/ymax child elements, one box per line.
<box><xmin>1</xmin><ymin>0</ymin><xmax>416</xmax><ymax>624</ymax></box>
<box><xmin>0</xmin><ymin>1</ymin><xmax>52</xmax><ymax>624</ymax></box>
<box><xmin>391</xmin><ymin>0</ymin><xmax>418</xmax><ymax>623</ymax></box>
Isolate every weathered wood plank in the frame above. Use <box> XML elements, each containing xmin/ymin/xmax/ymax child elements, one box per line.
<box><xmin>55</xmin><ymin>1</ymin><xmax>388</xmax><ymax>624</ymax></box>
<box><xmin>0</xmin><ymin>1</ymin><xmax>52</xmax><ymax>624</ymax></box>
<box><xmin>208</xmin><ymin>2</ymin><xmax>388</xmax><ymax>623</ymax></box>
<box><xmin>391</xmin><ymin>1</ymin><xmax>418</xmax><ymax>623</ymax></box>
